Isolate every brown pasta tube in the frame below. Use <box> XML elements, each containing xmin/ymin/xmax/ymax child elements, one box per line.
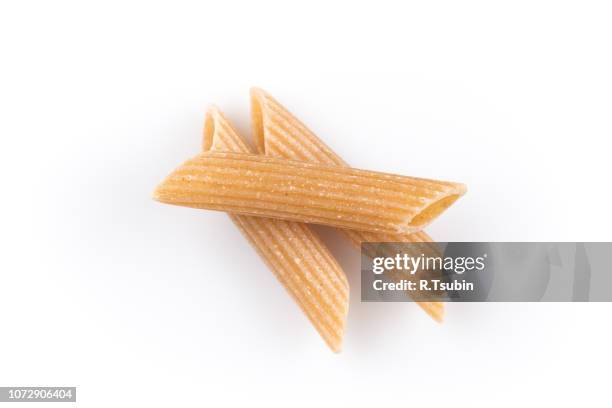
<box><xmin>154</xmin><ymin>150</ymin><xmax>465</xmax><ymax>235</ymax></box>
<box><xmin>250</xmin><ymin>88</ymin><xmax>457</xmax><ymax>321</ymax></box>
<box><xmin>196</xmin><ymin>107</ymin><xmax>349</xmax><ymax>352</ymax></box>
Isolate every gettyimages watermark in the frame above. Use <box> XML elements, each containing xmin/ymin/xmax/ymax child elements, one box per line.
<box><xmin>361</xmin><ymin>243</ymin><xmax>609</xmax><ymax>302</ymax></box>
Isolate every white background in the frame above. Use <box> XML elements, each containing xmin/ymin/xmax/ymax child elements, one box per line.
<box><xmin>1</xmin><ymin>1</ymin><xmax>611</xmax><ymax>407</ymax></box>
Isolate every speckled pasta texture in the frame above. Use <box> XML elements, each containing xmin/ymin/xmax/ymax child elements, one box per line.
<box><xmin>250</xmin><ymin>88</ymin><xmax>449</xmax><ymax>321</ymax></box>
<box><xmin>155</xmin><ymin>150</ymin><xmax>465</xmax><ymax>235</ymax></box>
<box><xmin>197</xmin><ymin>107</ymin><xmax>349</xmax><ymax>352</ymax></box>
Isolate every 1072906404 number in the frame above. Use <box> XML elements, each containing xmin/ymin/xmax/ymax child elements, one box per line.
<box><xmin>2</xmin><ymin>387</ymin><xmax>76</xmax><ymax>402</ymax></box>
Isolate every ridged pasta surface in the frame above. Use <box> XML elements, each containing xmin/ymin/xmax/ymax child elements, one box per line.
<box><xmin>155</xmin><ymin>151</ymin><xmax>465</xmax><ymax>235</ymax></box>
<box><xmin>199</xmin><ymin>107</ymin><xmax>349</xmax><ymax>352</ymax></box>
<box><xmin>251</xmin><ymin>89</ymin><xmax>452</xmax><ymax>321</ymax></box>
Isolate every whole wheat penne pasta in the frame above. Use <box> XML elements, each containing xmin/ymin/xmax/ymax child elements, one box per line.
<box><xmin>250</xmin><ymin>88</ymin><xmax>452</xmax><ymax>321</ymax></box>
<box><xmin>154</xmin><ymin>151</ymin><xmax>466</xmax><ymax>235</ymax></box>
<box><xmin>200</xmin><ymin>107</ymin><xmax>349</xmax><ymax>352</ymax></box>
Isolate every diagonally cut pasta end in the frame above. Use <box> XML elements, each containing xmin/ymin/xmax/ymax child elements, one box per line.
<box><xmin>202</xmin><ymin>106</ymin><xmax>217</xmax><ymax>152</ymax></box>
<box><xmin>152</xmin><ymin>188</ymin><xmax>162</xmax><ymax>202</ymax></box>
<box><xmin>417</xmin><ymin>301</ymin><xmax>445</xmax><ymax>323</ymax></box>
<box><xmin>251</xmin><ymin>87</ymin><xmax>343</xmax><ymax>166</ymax></box>
<box><xmin>203</xmin><ymin>106</ymin><xmax>252</xmax><ymax>154</ymax></box>
<box><xmin>402</xmin><ymin>183</ymin><xmax>467</xmax><ymax>232</ymax></box>
<box><xmin>152</xmin><ymin>172</ymin><xmax>179</xmax><ymax>205</ymax></box>
<box><xmin>152</xmin><ymin>155</ymin><xmax>200</xmax><ymax>206</ymax></box>
<box><xmin>250</xmin><ymin>87</ymin><xmax>267</xmax><ymax>155</ymax></box>
<box><xmin>329</xmin><ymin>337</ymin><xmax>344</xmax><ymax>353</ymax></box>
<box><xmin>152</xmin><ymin>185</ymin><xmax>168</xmax><ymax>204</ymax></box>
<box><xmin>324</xmin><ymin>312</ymin><xmax>347</xmax><ymax>353</ymax></box>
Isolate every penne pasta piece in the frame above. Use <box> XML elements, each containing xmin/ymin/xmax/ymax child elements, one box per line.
<box><xmin>250</xmin><ymin>88</ymin><xmax>453</xmax><ymax>321</ymax></box>
<box><xmin>201</xmin><ymin>107</ymin><xmax>349</xmax><ymax>352</ymax></box>
<box><xmin>154</xmin><ymin>151</ymin><xmax>466</xmax><ymax>235</ymax></box>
